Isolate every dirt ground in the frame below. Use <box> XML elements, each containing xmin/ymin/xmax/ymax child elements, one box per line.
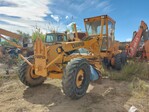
<box><xmin>0</xmin><ymin>64</ymin><xmax>149</xmax><ymax>112</ymax></box>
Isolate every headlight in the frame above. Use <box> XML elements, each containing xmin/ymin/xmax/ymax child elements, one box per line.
<box><xmin>56</xmin><ymin>47</ymin><xmax>63</xmax><ymax>54</ymax></box>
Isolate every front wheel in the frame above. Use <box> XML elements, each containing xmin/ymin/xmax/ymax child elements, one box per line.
<box><xmin>62</xmin><ymin>58</ymin><xmax>91</xmax><ymax>99</ymax></box>
<box><xmin>18</xmin><ymin>56</ymin><xmax>46</xmax><ymax>87</ymax></box>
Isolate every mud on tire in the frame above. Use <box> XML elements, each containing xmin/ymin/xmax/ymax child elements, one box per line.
<box><xmin>62</xmin><ymin>58</ymin><xmax>90</xmax><ymax>99</ymax></box>
<box><xmin>18</xmin><ymin>56</ymin><xmax>46</xmax><ymax>87</ymax></box>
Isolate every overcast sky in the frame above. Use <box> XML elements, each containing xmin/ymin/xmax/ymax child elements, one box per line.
<box><xmin>0</xmin><ymin>0</ymin><xmax>149</xmax><ymax>41</ymax></box>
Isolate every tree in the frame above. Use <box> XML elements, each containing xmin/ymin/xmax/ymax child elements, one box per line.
<box><xmin>17</xmin><ymin>30</ymin><xmax>30</xmax><ymax>39</ymax></box>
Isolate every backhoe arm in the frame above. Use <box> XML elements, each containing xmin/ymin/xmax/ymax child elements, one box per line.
<box><xmin>128</xmin><ymin>21</ymin><xmax>148</xmax><ymax>57</ymax></box>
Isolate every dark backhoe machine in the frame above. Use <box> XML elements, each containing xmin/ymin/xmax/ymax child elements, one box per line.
<box><xmin>0</xmin><ymin>28</ymin><xmax>33</xmax><ymax>57</ymax></box>
<box><xmin>0</xmin><ymin>28</ymin><xmax>22</xmax><ymax>48</ymax></box>
<box><xmin>126</xmin><ymin>21</ymin><xmax>149</xmax><ymax>60</ymax></box>
<box><xmin>17</xmin><ymin>15</ymin><xmax>127</xmax><ymax>99</ymax></box>
<box><xmin>0</xmin><ymin>28</ymin><xmax>22</xmax><ymax>60</ymax></box>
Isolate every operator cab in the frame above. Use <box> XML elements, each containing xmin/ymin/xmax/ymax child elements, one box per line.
<box><xmin>45</xmin><ymin>33</ymin><xmax>68</xmax><ymax>43</ymax></box>
<box><xmin>84</xmin><ymin>15</ymin><xmax>115</xmax><ymax>51</ymax></box>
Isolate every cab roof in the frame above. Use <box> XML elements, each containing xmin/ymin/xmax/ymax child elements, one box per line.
<box><xmin>84</xmin><ymin>15</ymin><xmax>115</xmax><ymax>23</ymax></box>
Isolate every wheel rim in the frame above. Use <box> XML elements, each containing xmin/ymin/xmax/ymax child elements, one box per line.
<box><xmin>30</xmin><ymin>66</ymin><xmax>40</xmax><ymax>79</ymax></box>
<box><xmin>76</xmin><ymin>69</ymin><xmax>84</xmax><ymax>88</ymax></box>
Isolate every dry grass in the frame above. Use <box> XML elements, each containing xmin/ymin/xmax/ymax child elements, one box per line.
<box><xmin>130</xmin><ymin>77</ymin><xmax>149</xmax><ymax>98</ymax></box>
<box><xmin>104</xmin><ymin>61</ymin><xmax>149</xmax><ymax>100</ymax></box>
<box><xmin>109</xmin><ymin>61</ymin><xmax>149</xmax><ymax>81</ymax></box>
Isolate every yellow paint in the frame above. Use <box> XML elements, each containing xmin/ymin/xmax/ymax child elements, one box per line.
<box><xmin>76</xmin><ymin>69</ymin><xmax>84</xmax><ymax>88</ymax></box>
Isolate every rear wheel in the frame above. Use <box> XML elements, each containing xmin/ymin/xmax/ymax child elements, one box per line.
<box><xmin>62</xmin><ymin>58</ymin><xmax>90</xmax><ymax>99</ymax></box>
<box><xmin>112</xmin><ymin>54</ymin><xmax>122</xmax><ymax>70</ymax></box>
<box><xmin>18</xmin><ymin>56</ymin><xmax>46</xmax><ymax>87</ymax></box>
<box><xmin>121</xmin><ymin>51</ymin><xmax>127</xmax><ymax>65</ymax></box>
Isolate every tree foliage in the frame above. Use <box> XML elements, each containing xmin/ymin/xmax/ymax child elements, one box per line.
<box><xmin>0</xmin><ymin>41</ymin><xmax>10</xmax><ymax>46</ymax></box>
<box><xmin>17</xmin><ymin>30</ymin><xmax>30</xmax><ymax>39</ymax></box>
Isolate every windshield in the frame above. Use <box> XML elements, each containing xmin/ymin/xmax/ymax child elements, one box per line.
<box><xmin>46</xmin><ymin>34</ymin><xmax>67</xmax><ymax>43</ymax></box>
<box><xmin>85</xmin><ymin>20</ymin><xmax>101</xmax><ymax>36</ymax></box>
<box><xmin>46</xmin><ymin>34</ymin><xmax>54</xmax><ymax>42</ymax></box>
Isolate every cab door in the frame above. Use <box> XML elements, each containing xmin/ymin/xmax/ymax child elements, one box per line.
<box><xmin>101</xmin><ymin>19</ymin><xmax>115</xmax><ymax>51</ymax></box>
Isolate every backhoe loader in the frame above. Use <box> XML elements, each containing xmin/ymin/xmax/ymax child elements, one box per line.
<box><xmin>0</xmin><ymin>28</ymin><xmax>33</xmax><ymax>57</ymax></box>
<box><xmin>126</xmin><ymin>21</ymin><xmax>149</xmax><ymax>60</ymax></box>
<box><xmin>17</xmin><ymin>15</ymin><xmax>126</xmax><ymax>99</ymax></box>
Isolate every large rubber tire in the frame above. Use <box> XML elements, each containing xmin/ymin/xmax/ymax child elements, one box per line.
<box><xmin>136</xmin><ymin>51</ymin><xmax>143</xmax><ymax>57</ymax></box>
<box><xmin>113</xmin><ymin>54</ymin><xmax>122</xmax><ymax>70</ymax></box>
<box><xmin>62</xmin><ymin>58</ymin><xmax>90</xmax><ymax>99</ymax></box>
<box><xmin>18</xmin><ymin>56</ymin><xmax>46</xmax><ymax>87</ymax></box>
<box><xmin>102</xmin><ymin>57</ymin><xmax>110</xmax><ymax>69</ymax></box>
<box><xmin>121</xmin><ymin>51</ymin><xmax>127</xmax><ymax>65</ymax></box>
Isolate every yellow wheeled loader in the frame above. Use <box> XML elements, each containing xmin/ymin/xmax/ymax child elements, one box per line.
<box><xmin>18</xmin><ymin>15</ymin><xmax>126</xmax><ymax>99</ymax></box>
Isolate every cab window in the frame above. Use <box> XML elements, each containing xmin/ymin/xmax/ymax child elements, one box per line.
<box><xmin>86</xmin><ymin>20</ymin><xmax>101</xmax><ymax>36</ymax></box>
<box><xmin>108</xmin><ymin>20</ymin><xmax>115</xmax><ymax>47</ymax></box>
<box><xmin>101</xmin><ymin>20</ymin><xmax>108</xmax><ymax>51</ymax></box>
<box><xmin>57</xmin><ymin>35</ymin><xmax>63</xmax><ymax>41</ymax></box>
<box><xmin>63</xmin><ymin>35</ymin><xmax>67</xmax><ymax>41</ymax></box>
<box><xmin>46</xmin><ymin>34</ymin><xmax>54</xmax><ymax>43</ymax></box>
